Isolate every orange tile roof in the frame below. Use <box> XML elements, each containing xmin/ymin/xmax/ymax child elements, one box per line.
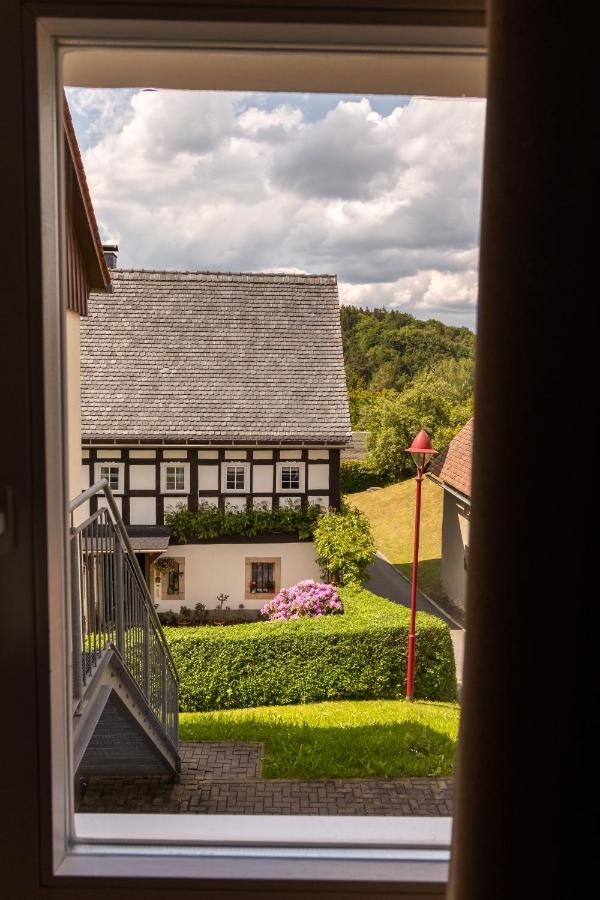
<box><xmin>429</xmin><ymin>418</ymin><xmax>473</xmax><ymax>499</ymax></box>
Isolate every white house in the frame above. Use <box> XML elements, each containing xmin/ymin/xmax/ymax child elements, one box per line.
<box><xmin>427</xmin><ymin>418</ymin><xmax>473</xmax><ymax>615</ymax></box>
<box><xmin>79</xmin><ymin>265</ymin><xmax>351</xmax><ymax>612</ymax></box>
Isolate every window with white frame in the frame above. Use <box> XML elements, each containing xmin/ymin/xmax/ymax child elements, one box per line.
<box><xmin>160</xmin><ymin>462</ymin><xmax>189</xmax><ymax>493</ymax></box>
<box><xmin>277</xmin><ymin>461</ymin><xmax>305</xmax><ymax>492</ymax></box>
<box><xmin>94</xmin><ymin>462</ymin><xmax>124</xmax><ymax>494</ymax></box>
<box><xmin>31</xmin><ymin>17</ymin><xmax>490</xmax><ymax>892</ymax></box>
<box><xmin>222</xmin><ymin>461</ymin><xmax>249</xmax><ymax>492</ymax></box>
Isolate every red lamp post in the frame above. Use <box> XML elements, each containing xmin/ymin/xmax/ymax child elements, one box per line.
<box><xmin>404</xmin><ymin>430</ymin><xmax>437</xmax><ymax>700</ymax></box>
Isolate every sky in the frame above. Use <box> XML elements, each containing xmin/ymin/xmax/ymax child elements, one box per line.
<box><xmin>67</xmin><ymin>88</ymin><xmax>485</xmax><ymax>330</ymax></box>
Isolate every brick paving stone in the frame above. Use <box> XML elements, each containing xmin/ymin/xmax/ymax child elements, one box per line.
<box><xmin>77</xmin><ymin>741</ymin><xmax>453</xmax><ymax>817</ymax></box>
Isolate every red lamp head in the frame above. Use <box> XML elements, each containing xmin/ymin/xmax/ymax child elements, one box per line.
<box><xmin>406</xmin><ymin>430</ymin><xmax>437</xmax><ymax>470</ymax></box>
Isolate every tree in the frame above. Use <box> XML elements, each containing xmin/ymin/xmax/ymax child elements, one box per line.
<box><xmin>340</xmin><ymin>305</ymin><xmax>475</xmax><ymax>394</ymax></box>
<box><xmin>362</xmin><ymin>362</ymin><xmax>474</xmax><ymax>482</ymax></box>
<box><xmin>313</xmin><ymin>506</ymin><xmax>375</xmax><ymax>586</ymax></box>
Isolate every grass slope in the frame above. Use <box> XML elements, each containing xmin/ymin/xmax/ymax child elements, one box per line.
<box><xmin>347</xmin><ymin>479</ymin><xmax>444</xmax><ymax>598</ymax></box>
<box><xmin>180</xmin><ymin>699</ymin><xmax>459</xmax><ymax>779</ymax></box>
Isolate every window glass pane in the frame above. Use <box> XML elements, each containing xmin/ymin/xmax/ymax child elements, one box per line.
<box><xmin>166</xmin><ymin>465</ymin><xmax>185</xmax><ymax>491</ymax></box>
<box><xmin>281</xmin><ymin>465</ymin><xmax>300</xmax><ymax>489</ymax></box>
<box><xmin>100</xmin><ymin>465</ymin><xmax>119</xmax><ymax>491</ymax></box>
<box><xmin>251</xmin><ymin>561</ymin><xmax>275</xmax><ymax>592</ymax></box>
<box><xmin>227</xmin><ymin>465</ymin><xmax>245</xmax><ymax>490</ymax></box>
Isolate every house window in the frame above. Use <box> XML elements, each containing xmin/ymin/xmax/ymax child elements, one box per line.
<box><xmin>222</xmin><ymin>461</ymin><xmax>249</xmax><ymax>492</ymax></box>
<box><xmin>33</xmin><ymin>15</ymin><xmax>490</xmax><ymax>890</ymax></box>
<box><xmin>166</xmin><ymin>465</ymin><xmax>185</xmax><ymax>491</ymax></box>
<box><xmin>281</xmin><ymin>465</ymin><xmax>300</xmax><ymax>490</ymax></box>
<box><xmin>227</xmin><ymin>466</ymin><xmax>245</xmax><ymax>490</ymax></box>
<box><xmin>250</xmin><ymin>561</ymin><xmax>275</xmax><ymax>593</ymax></box>
<box><xmin>155</xmin><ymin>557</ymin><xmax>185</xmax><ymax>600</ymax></box>
<box><xmin>101</xmin><ymin>465</ymin><xmax>120</xmax><ymax>491</ymax></box>
<box><xmin>277</xmin><ymin>461</ymin><xmax>305</xmax><ymax>492</ymax></box>
<box><xmin>94</xmin><ymin>462</ymin><xmax>124</xmax><ymax>494</ymax></box>
<box><xmin>160</xmin><ymin>462</ymin><xmax>189</xmax><ymax>493</ymax></box>
<box><xmin>245</xmin><ymin>557</ymin><xmax>281</xmax><ymax>599</ymax></box>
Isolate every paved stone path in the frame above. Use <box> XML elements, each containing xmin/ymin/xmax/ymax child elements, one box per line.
<box><xmin>366</xmin><ymin>554</ymin><xmax>465</xmax><ymax>687</ymax></box>
<box><xmin>78</xmin><ymin>741</ymin><xmax>453</xmax><ymax>816</ymax></box>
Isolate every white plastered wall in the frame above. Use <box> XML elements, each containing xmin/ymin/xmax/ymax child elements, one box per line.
<box><xmin>154</xmin><ymin>541</ymin><xmax>321</xmax><ymax>611</ymax></box>
<box><xmin>65</xmin><ymin>309</ymin><xmax>81</xmax><ymax>504</ymax></box>
<box><xmin>440</xmin><ymin>491</ymin><xmax>470</xmax><ymax>612</ymax></box>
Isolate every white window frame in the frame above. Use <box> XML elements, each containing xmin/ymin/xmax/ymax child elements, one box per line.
<box><xmin>36</xmin><ymin>12</ymin><xmax>486</xmax><ymax>892</ymax></box>
<box><xmin>277</xmin><ymin>460</ymin><xmax>305</xmax><ymax>493</ymax></box>
<box><xmin>160</xmin><ymin>462</ymin><xmax>189</xmax><ymax>494</ymax></box>
<box><xmin>222</xmin><ymin>461</ymin><xmax>250</xmax><ymax>493</ymax></box>
<box><xmin>94</xmin><ymin>462</ymin><xmax>124</xmax><ymax>494</ymax></box>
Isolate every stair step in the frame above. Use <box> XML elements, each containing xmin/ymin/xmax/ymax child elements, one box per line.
<box><xmin>74</xmin><ymin>649</ymin><xmax>180</xmax><ymax>780</ymax></box>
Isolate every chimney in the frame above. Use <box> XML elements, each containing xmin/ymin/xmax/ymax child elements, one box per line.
<box><xmin>102</xmin><ymin>242</ymin><xmax>119</xmax><ymax>270</ymax></box>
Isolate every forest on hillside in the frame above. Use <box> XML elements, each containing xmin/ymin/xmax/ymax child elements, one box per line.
<box><xmin>340</xmin><ymin>307</ymin><xmax>475</xmax><ymax>484</ymax></box>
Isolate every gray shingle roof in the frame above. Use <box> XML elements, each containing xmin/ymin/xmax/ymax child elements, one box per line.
<box><xmin>341</xmin><ymin>431</ymin><xmax>369</xmax><ymax>461</ymax></box>
<box><xmin>81</xmin><ymin>270</ymin><xmax>351</xmax><ymax>444</ymax></box>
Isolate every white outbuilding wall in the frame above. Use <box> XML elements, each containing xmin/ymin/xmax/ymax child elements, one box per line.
<box><xmin>440</xmin><ymin>492</ymin><xmax>470</xmax><ymax>612</ymax></box>
<box><xmin>153</xmin><ymin>541</ymin><xmax>321</xmax><ymax>612</ymax></box>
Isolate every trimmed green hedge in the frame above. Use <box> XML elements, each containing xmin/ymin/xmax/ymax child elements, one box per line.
<box><xmin>166</xmin><ymin>587</ymin><xmax>457</xmax><ymax>711</ymax></box>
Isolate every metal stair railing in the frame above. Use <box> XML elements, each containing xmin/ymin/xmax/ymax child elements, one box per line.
<box><xmin>69</xmin><ymin>479</ymin><xmax>179</xmax><ymax>752</ymax></box>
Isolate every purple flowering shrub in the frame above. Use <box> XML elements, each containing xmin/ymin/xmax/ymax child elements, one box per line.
<box><xmin>261</xmin><ymin>580</ymin><xmax>343</xmax><ymax>621</ymax></box>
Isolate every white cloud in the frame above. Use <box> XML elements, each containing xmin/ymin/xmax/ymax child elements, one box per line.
<box><xmin>69</xmin><ymin>89</ymin><xmax>485</xmax><ymax>328</ymax></box>
<box><xmin>339</xmin><ymin>265</ymin><xmax>479</xmax><ymax>325</ymax></box>
<box><xmin>237</xmin><ymin>104</ymin><xmax>303</xmax><ymax>140</ymax></box>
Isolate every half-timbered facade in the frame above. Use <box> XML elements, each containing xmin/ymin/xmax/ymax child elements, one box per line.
<box><xmin>80</xmin><ymin>269</ymin><xmax>351</xmax><ymax>610</ymax></box>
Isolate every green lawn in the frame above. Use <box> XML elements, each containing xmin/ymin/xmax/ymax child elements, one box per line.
<box><xmin>347</xmin><ymin>479</ymin><xmax>444</xmax><ymax>599</ymax></box>
<box><xmin>180</xmin><ymin>699</ymin><xmax>459</xmax><ymax>779</ymax></box>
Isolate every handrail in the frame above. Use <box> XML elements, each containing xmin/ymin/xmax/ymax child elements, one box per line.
<box><xmin>71</xmin><ymin>479</ymin><xmax>178</xmax><ymax>674</ymax></box>
<box><xmin>69</xmin><ymin>479</ymin><xmax>179</xmax><ymax>753</ymax></box>
<box><xmin>69</xmin><ymin>477</ymin><xmax>109</xmax><ymax>512</ymax></box>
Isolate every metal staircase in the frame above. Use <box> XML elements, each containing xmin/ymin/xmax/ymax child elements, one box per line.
<box><xmin>70</xmin><ymin>479</ymin><xmax>180</xmax><ymax>780</ymax></box>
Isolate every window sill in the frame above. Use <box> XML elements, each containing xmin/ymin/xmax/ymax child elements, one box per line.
<box><xmin>64</xmin><ymin>814</ymin><xmax>451</xmax><ymax>884</ymax></box>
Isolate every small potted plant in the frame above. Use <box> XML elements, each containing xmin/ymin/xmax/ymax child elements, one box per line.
<box><xmin>192</xmin><ymin>602</ymin><xmax>207</xmax><ymax>625</ymax></box>
<box><xmin>153</xmin><ymin>557</ymin><xmax>180</xmax><ymax>575</ymax></box>
<box><xmin>213</xmin><ymin>593</ymin><xmax>229</xmax><ymax>626</ymax></box>
<box><xmin>178</xmin><ymin>605</ymin><xmax>192</xmax><ymax>626</ymax></box>
<box><xmin>158</xmin><ymin>609</ymin><xmax>177</xmax><ymax>627</ymax></box>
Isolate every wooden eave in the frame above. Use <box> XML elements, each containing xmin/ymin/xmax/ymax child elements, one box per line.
<box><xmin>63</xmin><ymin>97</ymin><xmax>111</xmax><ymax>294</ymax></box>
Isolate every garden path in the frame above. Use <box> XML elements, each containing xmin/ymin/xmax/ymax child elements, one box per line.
<box><xmin>78</xmin><ymin>742</ymin><xmax>453</xmax><ymax>817</ymax></box>
<box><xmin>365</xmin><ymin>554</ymin><xmax>465</xmax><ymax>687</ymax></box>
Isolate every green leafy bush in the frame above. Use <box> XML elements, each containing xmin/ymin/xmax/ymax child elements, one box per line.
<box><xmin>166</xmin><ymin>501</ymin><xmax>322</xmax><ymax>543</ymax></box>
<box><xmin>340</xmin><ymin>459</ymin><xmax>388</xmax><ymax>494</ymax></box>
<box><xmin>313</xmin><ymin>505</ymin><xmax>375</xmax><ymax>585</ymax></box>
<box><xmin>166</xmin><ymin>586</ymin><xmax>457</xmax><ymax>711</ymax></box>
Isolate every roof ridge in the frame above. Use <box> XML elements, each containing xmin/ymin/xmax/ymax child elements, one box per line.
<box><xmin>109</xmin><ymin>269</ymin><xmax>338</xmax><ymax>280</ymax></box>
